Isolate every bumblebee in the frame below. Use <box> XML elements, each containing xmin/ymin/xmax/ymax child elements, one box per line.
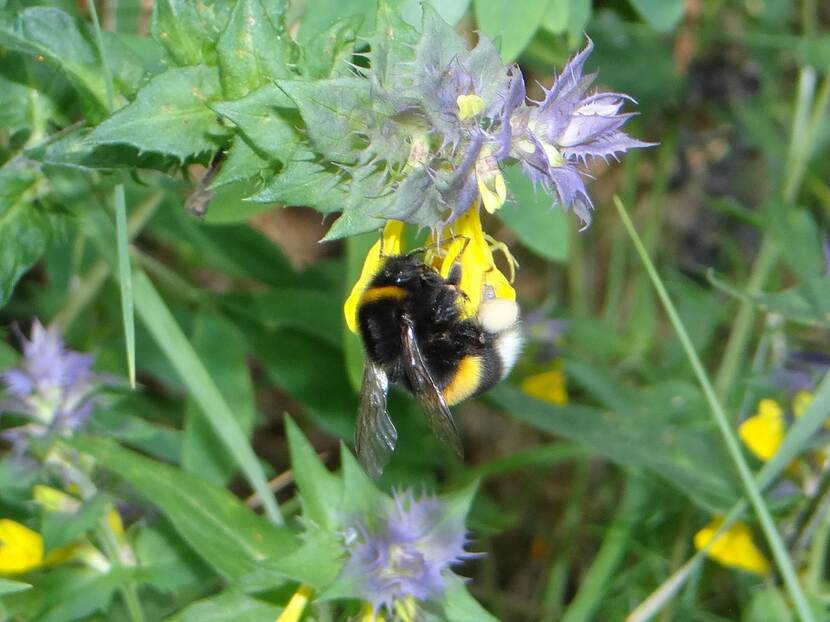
<box><xmin>355</xmin><ymin>252</ymin><xmax>523</xmax><ymax>477</ymax></box>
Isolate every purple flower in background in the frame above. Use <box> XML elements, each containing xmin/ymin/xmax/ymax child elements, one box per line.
<box><xmin>498</xmin><ymin>40</ymin><xmax>654</xmax><ymax>227</ymax></box>
<box><xmin>1</xmin><ymin>320</ymin><xmax>107</xmax><ymax>441</ymax></box>
<box><xmin>341</xmin><ymin>489</ymin><xmax>474</xmax><ymax>614</ymax></box>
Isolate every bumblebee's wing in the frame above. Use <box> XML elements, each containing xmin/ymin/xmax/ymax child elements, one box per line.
<box><xmin>400</xmin><ymin>317</ymin><xmax>464</xmax><ymax>457</ymax></box>
<box><xmin>355</xmin><ymin>360</ymin><xmax>397</xmax><ymax>478</ymax></box>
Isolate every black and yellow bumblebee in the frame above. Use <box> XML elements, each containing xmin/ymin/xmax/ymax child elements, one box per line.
<box><xmin>355</xmin><ymin>252</ymin><xmax>523</xmax><ymax>477</ymax></box>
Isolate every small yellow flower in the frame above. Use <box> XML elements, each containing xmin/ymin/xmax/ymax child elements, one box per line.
<box><xmin>33</xmin><ymin>485</ymin><xmax>80</xmax><ymax>513</ymax></box>
<box><xmin>738</xmin><ymin>399</ymin><xmax>785</xmax><ymax>462</ymax></box>
<box><xmin>521</xmin><ymin>366</ymin><xmax>568</xmax><ymax>405</ymax></box>
<box><xmin>344</xmin><ymin>220</ymin><xmax>406</xmax><ymax>334</ymax></box>
<box><xmin>432</xmin><ymin>204</ymin><xmax>516</xmax><ymax>318</ymax></box>
<box><xmin>0</xmin><ymin>519</ymin><xmax>44</xmax><ymax>575</ymax></box>
<box><xmin>475</xmin><ymin>145</ymin><xmax>507</xmax><ymax>214</ymax></box>
<box><xmin>694</xmin><ymin>517</ymin><xmax>771</xmax><ymax>575</ymax></box>
<box><xmin>456</xmin><ymin>94</ymin><xmax>484</xmax><ymax>121</ymax></box>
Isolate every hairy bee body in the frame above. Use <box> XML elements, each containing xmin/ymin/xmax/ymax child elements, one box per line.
<box><xmin>354</xmin><ymin>253</ymin><xmax>522</xmax><ymax>476</ymax></box>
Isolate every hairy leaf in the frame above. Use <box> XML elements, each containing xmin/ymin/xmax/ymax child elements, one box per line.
<box><xmin>217</xmin><ymin>0</ymin><xmax>294</xmax><ymax>99</ymax></box>
<box><xmin>473</xmin><ymin>0</ymin><xmax>549</xmax><ymax>61</ymax></box>
<box><xmin>86</xmin><ymin>65</ymin><xmax>227</xmax><ymax>161</ymax></box>
<box><xmin>150</xmin><ymin>0</ymin><xmax>231</xmax><ymax>66</ymax></box>
<box><xmin>299</xmin><ymin>15</ymin><xmax>362</xmax><ymax>78</ymax></box>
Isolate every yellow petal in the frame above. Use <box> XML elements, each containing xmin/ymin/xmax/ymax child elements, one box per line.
<box><xmin>694</xmin><ymin>517</ymin><xmax>771</xmax><ymax>575</ymax></box>
<box><xmin>276</xmin><ymin>584</ymin><xmax>314</xmax><ymax>622</ymax></box>
<box><xmin>738</xmin><ymin>399</ymin><xmax>784</xmax><ymax>461</ymax></box>
<box><xmin>343</xmin><ymin>220</ymin><xmax>406</xmax><ymax>334</ymax></box>
<box><xmin>521</xmin><ymin>367</ymin><xmax>568</xmax><ymax>405</ymax></box>
<box><xmin>456</xmin><ymin>94</ymin><xmax>484</xmax><ymax>120</ymax></box>
<box><xmin>0</xmin><ymin>519</ymin><xmax>44</xmax><ymax>575</ymax></box>
<box><xmin>475</xmin><ymin>147</ymin><xmax>507</xmax><ymax>214</ymax></box>
<box><xmin>435</xmin><ymin>205</ymin><xmax>516</xmax><ymax>318</ymax></box>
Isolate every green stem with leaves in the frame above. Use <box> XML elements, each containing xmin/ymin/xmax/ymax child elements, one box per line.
<box><xmin>614</xmin><ymin>195</ymin><xmax>814</xmax><ymax>622</ymax></box>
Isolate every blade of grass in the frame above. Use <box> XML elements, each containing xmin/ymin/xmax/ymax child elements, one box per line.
<box><xmin>132</xmin><ymin>270</ymin><xmax>283</xmax><ymax>526</ymax></box>
<box><xmin>614</xmin><ymin>195</ymin><xmax>814</xmax><ymax>622</ymax></box>
<box><xmin>115</xmin><ymin>186</ymin><xmax>135</xmax><ymax>388</ymax></box>
<box><xmin>561</xmin><ymin>473</ymin><xmax>647</xmax><ymax>622</ymax></box>
<box><xmin>87</xmin><ymin>0</ymin><xmax>135</xmax><ymax>390</ymax></box>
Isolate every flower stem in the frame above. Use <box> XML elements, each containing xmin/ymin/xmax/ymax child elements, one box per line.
<box><xmin>614</xmin><ymin>195</ymin><xmax>814</xmax><ymax>622</ymax></box>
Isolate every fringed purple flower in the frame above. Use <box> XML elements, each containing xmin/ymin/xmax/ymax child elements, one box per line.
<box><xmin>499</xmin><ymin>40</ymin><xmax>654</xmax><ymax>227</ymax></box>
<box><xmin>341</xmin><ymin>489</ymin><xmax>475</xmax><ymax>614</ymax></box>
<box><xmin>1</xmin><ymin>320</ymin><xmax>108</xmax><ymax>444</ymax></box>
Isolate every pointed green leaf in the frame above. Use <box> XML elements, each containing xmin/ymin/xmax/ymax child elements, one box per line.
<box><xmin>299</xmin><ymin>15</ymin><xmax>362</xmax><ymax>78</ymax></box>
<box><xmin>86</xmin><ymin>65</ymin><xmax>227</xmax><ymax>161</ymax></box>
<box><xmin>151</xmin><ymin>0</ymin><xmax>230</xmax><ymax>66</ymax></box>
<box><xmin>0</xmin><ymin>165</ymin><xmax>58</xmax><ymax>308</ymax></box>
<box><xmin>213</xmin><ymin>84</ymin><xmax>301</xmax><ymax>162</ymax></box>
<box><xmin>443</xmin><ymin>575</ymin><xmax>498</xmax><ymax>622</ymax></box>
<box><xmin>0</xmin><ymin>7</ymin><xmax>108</xmax><ymax>117</ymax></box>
<box><xmin>629</xmin><ymin>0</ymin><xmax>685</xmax><ymax>32</ymax></box>
<box><xmin>500</xmin><ymin>164</ymin><xmax>568</xmax><ymax>262</ymax></box>
<box><xmin>340</xmin><ymin>442</ymin><xmax>385</xmax><ymax>516</ymax></box>
<box><xmin>210</xmin><ymin>136</ymin><xmax>269</xmax><ymax>190</ymax></box>
<box><xmin>132</xmin><ymin>271</ymin><xmax>284</xmax><ymax>524</ymax></box>
<box><xmin>250</xmin><ymin>159</ymin><xmax>347</xmax><ymax>212</ymax></box>
<box><xmin>165</xmin><ymin>591</ymin><xmax>281</xmax><ymax>622</ymax></box>
<box><xmin>276</xmin><ymin>78</ymin><xmax>372</xmax><ymax>163</ymax></box>
<box><xmin>183</xmin><ymin>311</ymin><xmax>256</xmax><ymax>486</ymax></box>
<box><xmin>473</xmin><ymin>0</ymin><xmax>550</xmax><ymax>62</ymax></box>
<box><xmin>217</xmin><ymin>0</ymin><xmax>294</xmax><ymax>99</ymax></box>
<box><xmin>0</xmin><ymin>579</ymin><xmax>32</xmax><ymax>596</ymax></box>
<box><xmin>284</xmin><ymin>415</ymin><xmax>343</xmax><ymax>530</ymax></box>
<box><xmin>70</xmin><ymin>436</ymin><xmax>297</xmax><ymax>581</ymax></box>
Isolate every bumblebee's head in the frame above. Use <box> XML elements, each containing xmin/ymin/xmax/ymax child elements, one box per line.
<box><xmin>370</xmin><ymin>254</ymin><xmax>429</xmax><ymax>288</ymax></box>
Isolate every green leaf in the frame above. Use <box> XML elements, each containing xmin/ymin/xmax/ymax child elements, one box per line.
<box><xmin>212</xmin><ymin>84</ymin><xmax>301</xmax><ymax>163</ymax></box>
<box><xmin>244</xmin><ymin>527</ymin><xmax>345</xmax><ymax>591</ymax></box>
<box><xmin>217</xmin><ymin>0</ymin><xmax>293</xmax><ymax>99</ymax></box>
<box><xmin>209</xmin><ymin>136</ymin><xmax>269</xmax><ymax>191</ymax></box>
<box><xmin>755</xmin><ymin>275</ymin><xmax>830</xmax><ymax>328</ymax></box>
<box><xmin>541</xmin><ymin>0</ymin><xmax>569</xmax><ymax>34</ymax></box>
<box><xmin>0</xmin><ymin>7</ymin><xmax>108</xmax><ymax>118</ymax></box>
<box><xmin>742</xmin><ymin>586</ymin><xmax>794</xmax><ymax>622</ymax></box>
<box><xmin>0</xmin><ymin>579</ymin><xmax>32</xmax><ymax>596</ymax></box>
<box><xmin>299</xmin><ymin>15</ymin><xmax>362</xmax><ymax>78</ymax></box>
<box><xmin>0</xmin><ymin>164</ymin><xmax>57</xmax><ymax>308</ymax></box>
<box><xmin>297</xmin><ymin>0</ymin><xmax>373</xmax><ymax>43</ymax></box>
<box><xmin>500</xmin><ymin>164</ymin><xmax>568</xmax><ymax>262</ymax></box>
<box><xmin>567</xmin><ymin>0</ymin><xmax>591</xmax><ymax>42</ymax></box>
<box><xmin>776</xmin><ymin>208</ymin><xmax>826</xmax><ymax>284</ymax></box>
<box><xmin>489</xmin><ymin>385</ymin><xmax>740</xmax><ymax>511</ymax></box>
<box><xmin>86</xmin><ymin>65</ymin><xmax>226</xmax><ymax>162</ymax></box>
<box><xmin>250</xmin><ymin>159</ymin><xmax>348</xmax><ymax>213</ymax></box>
<box><xmin>183</xmin><ymin>311</ymin><xmax>256</xmax><ymax>486</ymax></box>
<box><xmin>443</xmin><ymin>575</ymin><xmax>498</xmax><ymax>622</ymax></box>
<box><xmin>134</xmin><ymin>523</ymin><xmax>212</xmax><ymax>593</ymax></box>
<box><xmin>40</xmin><ymin>494</ymin><xmax>110</xmax><ymax>553</ymax></box>
<box><xmin>276</xmin><ymin>77</ymin><xmax>372</xmax><ymax>163</ymax></box>
<box><xmin>114</xmin><ymin>185</ymin><xmax>136</xmax><ymax>388</ymax></box>
<box><xmin>91</xmin><ymin>409</ymin><xmax>182</xmax><ymax>463</ymax></box>
<box><xmin>284</xmin><ymin>415</ymin><xmax>343</xmax><ymax>530</ymax></box>
<box><xmin>150</xmin><ymin>0</ymin><xmax>231</xmax><ymax>66</ymax></box>
<box><xmin>164</xmin><ymin>591</ymin><xmax>281</xmax><ymax>622</ymax></box>
<box><xmin>628</xmin><ymin>0</ymin><xmax>685</xmax><ymax>32</ymax></box>
<box><xmin>220</xmin><ymin>288</ymin><xmax>342</xmax><ymax>347</ymax></box>
<box><xmin>132</xmin><ymin>271</ymin><xmax>284</xmax><ymax>525</ymax></box>
<box><xmin>70</xmin><ymin>436</ymin><xmax>297</xmax><ymax>580</ymax></box>
<box><xmin>473</xmin><ymin>0</ymin><xmax>550</xmax><ymax>61</ymax></box>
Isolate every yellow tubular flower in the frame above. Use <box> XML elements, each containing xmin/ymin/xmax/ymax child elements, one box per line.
<box><xmin>738</xmin><ymin>399</ymin><xmax>785</xmax><ymax>461</ymax></box>
<box><xmin>521</xmin><ymin>366</ymin><xmax>568</xmax><ymax>405</ymax></box>
<box><xmin>434</xmin><ymin>204</ymin><xmax>516</xmax><ymax>318</ymax></box>
<box><xmin>344</xmin><ymin>220</ymin><xmax>406</xmax><ymax>334</ymax></box>
<box><xmin>0</xmin><ymin>519</ymin><xmax>44</xmax><ymax>575</ymax></box>
<box><xmin>475</xmin><ymin>145</ymin><xmax>507</xmax><ymax>214</ymax></box>
<box><xmin>359</xmin><ymin>602</ymin><xmax>386</xmax><ymax>622</ymax></box>
<box><xmin>694</xmin><ymin>517</ymin><xmax>771</xmax><ymax>575</ymax></box>
<box><xmin>275</xmin><ymin>584</ymin><xmax>314</xmax><ymax>622</ymax></box>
